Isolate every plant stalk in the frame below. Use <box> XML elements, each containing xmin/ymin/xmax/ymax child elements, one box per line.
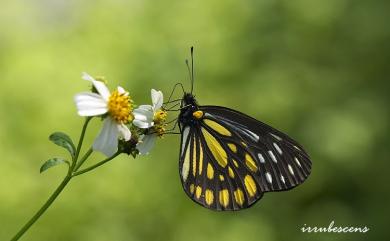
<box><xmin>10</xmin><ymin>175</ymin><xmax>72</xmax><ymax>241</ymax></box>
<box><xmin>10</xmin><ymin>117</ymin><xmax>92</xmax><ymax>241</ymax></box>
<box><xmin>73</xmin><ymin>152</ymin><xmax>120</xmax><ymax>176</ymax></box>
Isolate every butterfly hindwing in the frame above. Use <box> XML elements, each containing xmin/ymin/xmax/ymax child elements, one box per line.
<box><xmin>179</xmin><ymin>123</ymin><xmax>263</xmax><ymax>210</ymax></box>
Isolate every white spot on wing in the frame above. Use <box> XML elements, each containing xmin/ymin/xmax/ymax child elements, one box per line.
<box><xmin>182</xmin><ymin>145</ymin><xmax>190</xmax><ymax>181</ymax></box>
<box><xmin>204</xmin><ymin>113</ymin><xmax>213</xmax><ymax>118</ymax></box>
<box><xmin>258</xmin><ymin>153</ymin><xmax>265</xmax><ymax>163</ymax></box>
<box><xmin>181</xmin><ymin>127</ymin><xmax>190</xmax><ymax>156</ymax></box>
<box><xmin>293</xmin><ymin>145</ymin><xmax>301</xmax><ymax>151</ymax></box>
<box><xmin>280</xmin><ymin>175</ymin><xmax>285</xmax><ymax>184</ymax></box>
<box><xmin>265</xmin><ymin>172</ymin><xmax>272</xmax><ymax>183</ymax></box>
<box><xmin>270</xmin><ymin>133</ymin><xmax>282</xmax><ymax>141</ymax></box>
<box><xmin>245</xmin><ymin>129</ymin><xmax>260</xmax><ymax>142</ymax></box>
<box><xmin>288</xmin><ymin>164</ymin><xmax>294</xmax><ymax>175</ymax></box>
<box><xmin>294</xmin><ymin>157</ymin><xmax>302</xmax><ymax>167</ymax></box>
<box><xmin>268</xmin><ymin>151</ymin><xmax>277</xmax><ymax>163</ymax></box>
<box><xmin>273</xmin><ymin>142</ymin><xmax>282</xmax><ymax>155</ymax></box>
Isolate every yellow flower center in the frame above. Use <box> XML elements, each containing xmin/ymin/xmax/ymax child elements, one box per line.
<box><xmin>153</xmin><ymin>109</ymin><xmax>168</xmax><ymax>137</ymax></box>
<box><xmin>108</xmin><ymin>90</ymin><xmax>134</xmax><ymax>123</ymax></box>
<box><xmin>154</xmin><ymin>110</ymin><xmax>167</xmax><ymax>123</ymax></box>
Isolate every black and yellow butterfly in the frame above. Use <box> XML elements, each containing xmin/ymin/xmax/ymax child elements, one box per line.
<box><xmin>176</xmin><ymin>48</ymin><xmax>312</xmax><ymax>211</ymax></box>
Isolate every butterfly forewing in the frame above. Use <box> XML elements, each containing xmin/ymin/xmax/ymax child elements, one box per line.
<box><xmin>200</xmin><ymin>106</ymin><xmax>312</xmax><ymax>191</ymax></box>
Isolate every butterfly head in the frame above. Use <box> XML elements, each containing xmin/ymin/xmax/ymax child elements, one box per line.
<box><xmin>182</xmin><ymin>92</ymin><xmax>197</xmax><ymax>106</ymax></box>
<box><xmin>179</xmin><ymin>93</ymin><xmax>203</xmax><ymax>126</ymax></box>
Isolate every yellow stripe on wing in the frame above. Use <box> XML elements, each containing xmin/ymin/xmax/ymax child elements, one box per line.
<box><xmin>201</xmin><ymin>127</ymin><xmax>228</xmax><ymax>168</ymax></box>
<box><xmin>203</xmin><ymin>119</ymin><xmax>232</xmax><ymax>136</ymax></box>
<box><xmin>192</xmin><ymin>136</ymin><xmax>197</xmax><ymax>177</ymax></box>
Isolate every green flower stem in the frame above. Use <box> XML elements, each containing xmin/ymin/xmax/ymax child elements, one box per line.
<box><xmin>11</xmin><ymin>117</ymin><xmax>93</xmax><ymax>241</ymax></box>
<box><xmin>72</xmin><ymin>152</ymin><xmax>121</xmax><ymax>177</ymax></box>
<box><xmin>74</xmin><ymin>147</ymin><xmax>93</xmax><ymax>171</ymax></box>
<box><xmin>71</xmin><ymin>117</ymin><xmax>92</xmax><ymax>171</ymax></box>
<box><xmin>10</xmin><ymin>174</ymin><xmax>72</xmax><ymax>241</ymax></box>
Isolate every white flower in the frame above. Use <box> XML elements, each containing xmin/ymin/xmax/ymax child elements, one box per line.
<box><xmin>134</xmin><ymin>89</ymin><xmax>166</xmax><ymax>155</ymax></box>
<box><xmin>74</xmin><ymin>72</ymin><xmax>136</xmax><ymax>157</ymax></box>
<box><xmin>136</xmin><ymin>134</ymin><xmax>157</xmax><ymax>155</ymax></box>
<box><xmin>133</xmin><ymin>89</ymin><xmax>163</xmax><ymax>128</ymax></box>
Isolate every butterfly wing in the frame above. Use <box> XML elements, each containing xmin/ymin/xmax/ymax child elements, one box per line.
<box><xmin>178</xmin><ymin>106</ymin><xmax>312</xmax><ymax>211</ymax></box>
<box><xmin>201</xmin><ymin>106</ymin><xmax>312</xmax><ymax>190</ymax></box>
<box><xmin>179</xmin><ymin>123</ymin><xmax>263</xmax><ymax>210</ymax></box>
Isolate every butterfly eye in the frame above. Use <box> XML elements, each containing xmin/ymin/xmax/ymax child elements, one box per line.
<box><xmin>192</xmin><ymin>110</ymin><xmax>204</xmax><ymax>119</ymax></box>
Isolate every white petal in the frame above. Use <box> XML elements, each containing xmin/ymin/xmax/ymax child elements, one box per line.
<box><xmin>81</xmin><ymin>72</ymin><xmax>95</xmax><ymax>82</ymax></box>
<box><xmin>137</xmin><ymin>134</ymin><xmax>156</xmax><ymax>155</ymax></box>
<box><xmin>74</xmin><ymin>92</ymin><xmax>108</xmax><ymax>116</ymax></box>
<box><xmin>133</xmin><ymin>108</ymin><xmax>153</xmax><ymax>120</ymax></box>
<box><xmin>133</xmin><ymin>119</ymin><xmax>154</xmax><ymax>129</ymax></box>
<box><xmin>133</xmin><ymin>108</ymin><xmax>154</xmax><ymax>128</ymax></box>
<box><xmin>82</xmin><ymin>72</ymin><xmax>111</xmax><ymax>101</ymax></box>
<box><xmin>93</xmin><ymin>118</ymin><xmax>119</xmax><ymax>157</ymax></box>
<box><xmin>137</xmin><ymin>105</ymin><xmax>153</xmax><ymax>111</ymax></box>
<box><xmin>151</xmin><ymin>89</ymin><xmax>163</xmax><ymax>111</ymax></box>
<box><xmin>117</xmin><ymin>86</ymin><xmax>129</xmax><ymax>96</ymax></box>
<box><xmin>133</xmin><ymin>107</ymin><xmax>154</xmax><ymax>128</ymax></box>
<box><xmin>117</xmin><ymin>123</ymin><xmax>131</xmax><ymax>141</ymax></box>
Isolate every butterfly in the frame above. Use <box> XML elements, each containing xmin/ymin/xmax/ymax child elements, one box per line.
<box><xmin>173</xmin><ymin>48</ymin><xmax>312</xmax><ymax>211</ymax></box>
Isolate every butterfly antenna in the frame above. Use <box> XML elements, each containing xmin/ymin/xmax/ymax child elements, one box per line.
<box><xmin>185</xmin><ymin>47</ymin><xmax>195</xmax><ymax>94</ymax></box>
<box><xmin>165</xmin><ymin>82</ymin><xmax>185</xmax><ymax>106</ymax></box>
<box><xmin>185</xmin><ymin>59</ymin><xmax>192</xmax><ymax>88</ymax></box>
<box><xmin>190</xmin><ymin>46</ymin><xmax>194</xmax><ymax>94</ymax></box>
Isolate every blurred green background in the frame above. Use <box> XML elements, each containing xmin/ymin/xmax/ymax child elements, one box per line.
<box><xmin>0</xmin><ymin>0</ymin><xmax>388</xmax><ymax>240</ymax></box>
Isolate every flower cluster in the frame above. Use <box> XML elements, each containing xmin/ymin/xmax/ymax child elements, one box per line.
<box><xmin>74</xmin><ymin>73</ymin><xmax>167</xmax><ymax>157</ymax></box>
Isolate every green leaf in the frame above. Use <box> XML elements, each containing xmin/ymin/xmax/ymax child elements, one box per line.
<box><xmin>49</xmin><ymin>132</ymin><xmax>76</xmax><ymax>157</ymax></box>
<box><xmin>40</xmin><ymin>158</ymin><xmax>69</xmax><ymax>173</ymax></box>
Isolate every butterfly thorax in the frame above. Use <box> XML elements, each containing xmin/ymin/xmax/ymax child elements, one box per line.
<box><xmin>179</xmin><ymin>93</ymin><xmax>203</xmax><ymax>126</ymax></box>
